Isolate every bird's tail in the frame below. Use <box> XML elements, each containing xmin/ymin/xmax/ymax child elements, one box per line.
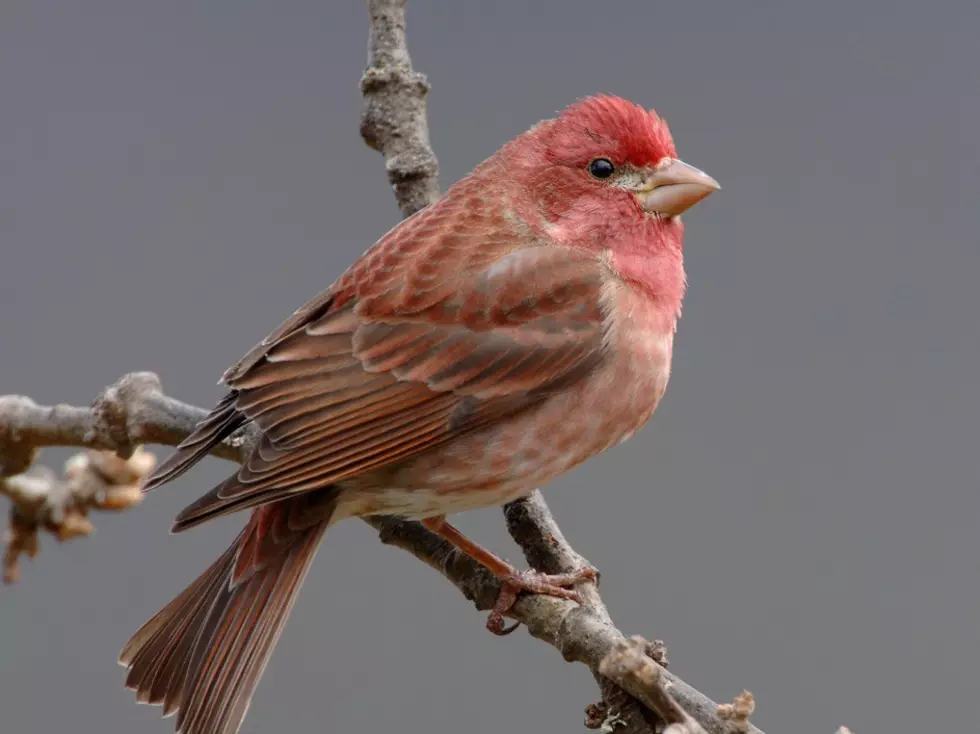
<box><xmin>119</xmin><ymin>495</ymin><xmax>334</xmax><ymax>734</ymax></box>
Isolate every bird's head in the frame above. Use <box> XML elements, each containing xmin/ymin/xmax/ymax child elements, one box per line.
<box><xmin>508</xmin><ymin>95</ymin><xmax>719</xmax><ymax>254</ymax></box>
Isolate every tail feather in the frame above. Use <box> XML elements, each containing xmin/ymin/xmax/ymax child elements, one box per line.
<box><xmin>121</xmin><ymin>497</ymin><xmax>333</xmax><ymax>734</ymax></box>
<box><xmin>143</xmin><ymin>391</ymin><xmax>246</xmax><ymax>493</ymax></box>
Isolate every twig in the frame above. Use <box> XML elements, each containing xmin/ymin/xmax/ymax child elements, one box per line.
<box><xmin>0</xmin><ymin>2</ymin><xmax>765</xmax><ymax>733</ymax></box>
<box><xmin>600</xmin><ymin>636</ymin><xmax>707</xmax><ymax>734</ymax></box>
<box><xmin>716</xmin><ymin>691</ymin><xmax>756</xmax><ymax>734</ymax></box>
<box><xmin>0</xmin><ymin>372</ymin><xmax>253</xmax><ymax>472</ymax></box>
<box><xmin>1</xmin><ymin>446</ymin><xmax>154</xmax><ymax>583</ymax></box>
<box><xmin>360</xmin><ymin>0</ymin><xmax>440</xmax><ymax>218</ymax></box>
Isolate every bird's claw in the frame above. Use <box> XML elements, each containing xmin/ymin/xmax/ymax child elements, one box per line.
<box><xmin>486</xmin><ymin>565</ymin><xmax>599</xmax><ymax>636</ymax></box>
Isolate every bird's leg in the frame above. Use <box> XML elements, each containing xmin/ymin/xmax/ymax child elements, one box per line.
<box><xmin>421</xmin><ymin>515</ymin><xmax>598</xmax><ymax>635</ymax></box>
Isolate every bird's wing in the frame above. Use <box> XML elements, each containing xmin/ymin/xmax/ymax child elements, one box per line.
<box><xmin>155</xmin><ymin>189</ymin><xmax>610</xmax><ymax>529</ymax></box>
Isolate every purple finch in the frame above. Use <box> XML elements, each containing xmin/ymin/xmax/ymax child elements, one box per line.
<box><xmin>120</xmin><ymin>94</ymin><xmax>718</xmax><ymax>734</ymax></box>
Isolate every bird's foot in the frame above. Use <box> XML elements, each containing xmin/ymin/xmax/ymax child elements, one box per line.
<box><xmin>487</xmin><ymin>564</ymin><xmax>598</xmax><ymax>635</ymax></box>
<box><xmin>419</xmin><ymin>514</ymin><xmax>598</xmax><ymax>635</ymax></box>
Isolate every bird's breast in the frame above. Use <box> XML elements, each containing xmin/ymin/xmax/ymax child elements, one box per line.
<box><xmin>593</xmin><ymin>280</ymin><xmax>676</xmax><ymax>443</ymax></box>
<box><xmin>341</xmin><ymin>281</ymin><xmax>676</xmax><ymax>520</ymax></box>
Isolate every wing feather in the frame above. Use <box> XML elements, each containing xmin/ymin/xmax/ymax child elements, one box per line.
<box><xmin>156</xmin><ymin>188</ymin><xmax>610</xmax><ymax>531</ymax></box>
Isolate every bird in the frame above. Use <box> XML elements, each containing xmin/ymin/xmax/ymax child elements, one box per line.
<box><xmin>118</xmin><ymin>94</ymin><xmax>719</xmax><ymax>734</ymax></box>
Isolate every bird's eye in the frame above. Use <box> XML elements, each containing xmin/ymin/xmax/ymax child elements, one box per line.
<box><xmin>588</xmin><ymin>158</ymin><xmax>616</xmax><ymax>179</ymax></box>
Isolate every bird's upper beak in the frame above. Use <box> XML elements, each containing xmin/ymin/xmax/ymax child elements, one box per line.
<box><xmin>636</xmin><ymin>159</ymin><xmax>720</xmax><ymax>217</ymax></box>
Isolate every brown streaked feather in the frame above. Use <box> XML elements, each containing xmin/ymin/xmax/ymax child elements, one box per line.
<box><xmin>228</xmin><ymin>353</ymin><xmax>356</xmax><ymax>390</ymax></box>
<box><xmin>239</xmin><ymin>394</ymin><xmax>459</xmax><ymax>482</ymax></box>
<box><xmin>121</xmin><ymin>535</ymin><xmax>241</xmax><ymax>701</ymax></box>
<box><xmin>167</xmin><ymin>240</ymin><xmax>608</xmax><ymax>529</ymax></box>
<box><xmin>169</xmin><ymin>478</ymin><xmax>274</xmax><ymax>533</ymax></box>
<box><xmin>242</xmin><ymin>375</ymin><xmax>397</xmax><ymax>437</ymax></box>
<box><xmin>233</xmin><ymin>363</ymin><xmax>378</xmax><ymax>417</ymax></box>
<box><xmin>149</xmin><ymin>182</ymin><xmax>607</xmax><ymax>534</ymax></box>
<box><xmin>172</xmin><ymin>413</ymin><xmax>453</xmax><ymax>530</ymax></box>
<box><xmin>120</xmin><ymin>495</ymin><xmax>334</xmax><ymax>734</ymax></box>
<box><xmin>142</xmin><ymin>391</ymin><xmax>246</xmax><ymax>493</ymax></box>
<box><xmin>220</xmin><ymin>290</ymin><xmax>337</xmax><ymax>385</ymax></box>
<box><xmin>262</xmin><ymin>330</ymin><xmax>352</xmax><ymax>362</ymax></box>
<box><xmin>251</xmin><ymin>384</ymin><xmax>434</xmax><ymax>454</ymax></box>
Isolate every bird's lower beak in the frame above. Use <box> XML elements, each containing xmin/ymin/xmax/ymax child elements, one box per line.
<box><xmin>637</xmin><ymin>159</ymin><xmax>720</xmax><ymax>217</ymax></box>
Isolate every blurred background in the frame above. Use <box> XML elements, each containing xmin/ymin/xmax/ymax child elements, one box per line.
<box><xmin>2</xmin><ymin>2</ymin><xmax>978</xmax><ymax>733</ymax></box>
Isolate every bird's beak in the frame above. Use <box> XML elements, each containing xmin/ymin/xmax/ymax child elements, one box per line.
<box><xmin>637</xmin><ymin>159</ymin><xmax>720</xmax><ymax>217</ymax></box>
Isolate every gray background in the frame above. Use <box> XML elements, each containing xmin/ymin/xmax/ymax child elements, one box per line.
<box><xmin>2</xmin><ymin>1</ymin><xmax>978</xmax><ymax>733</ymax></box>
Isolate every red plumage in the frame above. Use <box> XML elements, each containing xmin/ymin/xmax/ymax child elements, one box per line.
<box><xmin>543</xmin><ymin>94</ymin><xmax>677</xmax><ymax>168</ymax></box>
<box><xmin>119</xmin><ymin>95</ymin><xmax>718</xmax><ymax>734</ymax></box>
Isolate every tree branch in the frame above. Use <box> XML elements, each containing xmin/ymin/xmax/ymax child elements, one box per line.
<box><xmin>0</xmin><ymin>374</ymin><xmax>759</xmax><ymax>734</ymax></box>
<box><xmin>0</xmin><ymin>446</ymin><xmax>154</xmax><ymax>584</ymax></box>
<box><xmin>600</xmin><ymin>636</ymin><xmax>707</xmax><ymax>734</ymax></box>
<box><xmin>0</xmin><ymin>2</ymin><xmax>769</xmax><ymax>734</ymax></box>
<box><xmin>360</xmin><ymin>0</ymin><xmax>440</xmax><ymax>218</ymax></box>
